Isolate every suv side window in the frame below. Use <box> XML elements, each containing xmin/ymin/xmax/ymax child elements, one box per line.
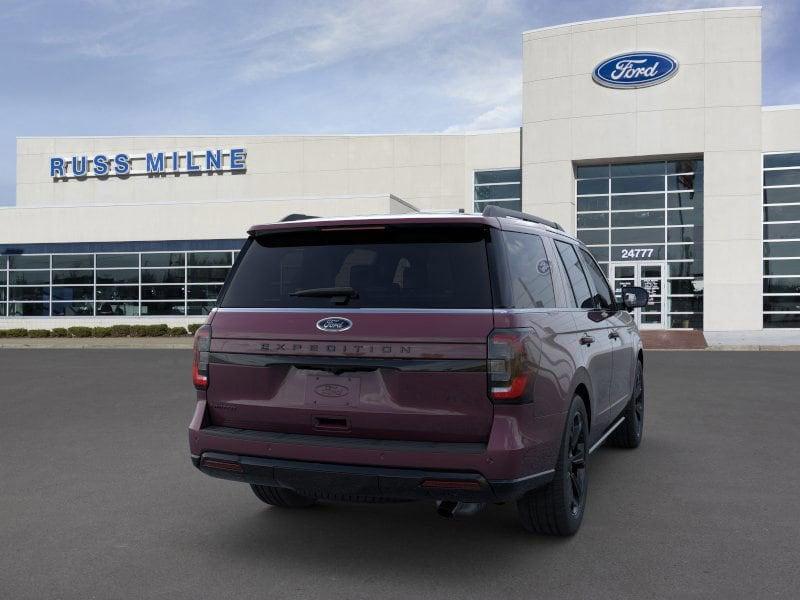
<box><xmin>578</xmin><ymin>248</ymin><xmax>614</xmax><ymax>310</ymax></box>
<box><xmin>503</xmin><ymin>231</ymin><xmax>556</xmax><ymax>308</ymax></box>
<box><xmin>554</xmin><ymin>240</ymin><xmax>593</xmax><ymax>309</ymax></box>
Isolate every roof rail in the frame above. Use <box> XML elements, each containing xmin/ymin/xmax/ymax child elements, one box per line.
<box><xmin>280</xmin><ymin>213</ymin><xmax>319</xmax><ymax>222</ymax></box>
<box><xmin>482</xmin><ymin>205</ymin><xmax>564</xmax><ymax>231</ymax></box>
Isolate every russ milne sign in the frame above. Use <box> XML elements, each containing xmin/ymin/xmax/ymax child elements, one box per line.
<box><xmin>49</xmin><ymin>148</ymin><xmax>246</xmax><ymax>179</ymax></box>
<box><xmin>593</xmin><ymin>52</ymin><xmax>678</xmax><ymax>89</ymax></box>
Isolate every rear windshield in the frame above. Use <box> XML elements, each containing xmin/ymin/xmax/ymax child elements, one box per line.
<box><xmin>220</xmin><ymin>226</ymin><xmax>493</xmax><ymax>309</ymax></box>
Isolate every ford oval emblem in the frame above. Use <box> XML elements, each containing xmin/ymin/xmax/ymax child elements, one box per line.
<box><xmin>314</xmin><ymin>384</ymin><xmax>349</xmax><ymax>398</ymax></box>
<box><xmin>316</xmin><ymin>317</ymin><xmax>353</xmax><ymax>332</ymax></box>
<box><xmin>593</xmin><ymin>52</ymin><xmax>678</xmax><ymax>89</ymax></box>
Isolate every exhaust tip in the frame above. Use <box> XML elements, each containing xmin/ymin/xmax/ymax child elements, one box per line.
<box><xmin>436</xmin><ymin>500</ymin><xmax>486</xmax><ymax>519</ymax></box>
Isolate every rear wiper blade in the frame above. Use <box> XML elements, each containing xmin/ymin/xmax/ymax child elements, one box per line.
<box><xmin>289</xmin><ymin>286</ymin><xmax>359</xmax><ymax>305</ymax></box>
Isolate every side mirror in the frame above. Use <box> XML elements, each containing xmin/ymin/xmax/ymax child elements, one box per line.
<box><xmin>621</xmin><ymin>286</ymin><xmax>649</xmax><ymax>311</ymax></box>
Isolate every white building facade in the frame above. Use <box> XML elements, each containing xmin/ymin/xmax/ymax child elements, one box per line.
<box><xmin>2</xmin><ymin>6</ymin><xmax>799</xmax><ymax>337</ymax></box>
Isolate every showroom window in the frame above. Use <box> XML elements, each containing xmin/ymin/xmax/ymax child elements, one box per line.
<box><xmin>575</xmin><ymin>159</ymin><xmax>704</xmax><ymax>329</ymax></box>
<box><xmin>474</xmin><ymin>169</ymin><xmax>521</xmax><ymax>212</ymax></box>
<box><xmin>763</xmin><ymin>152</ymin><xmax>800</xmax><ymax>328</ymax></box>
<box><xmin>0</xmin><ymin>249</ymin><xmax>237</xmax><ymax>318</ymax></box>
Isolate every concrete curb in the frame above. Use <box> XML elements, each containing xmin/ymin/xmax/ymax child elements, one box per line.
<box><xmin>0</xmin><ymin>338</ymin><xmax>194</xmax><ymax>349</ymax></box>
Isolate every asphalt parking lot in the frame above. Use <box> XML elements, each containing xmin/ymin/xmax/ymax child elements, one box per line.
<box><xmin>1</xmin><ymin>350</ymin><xmax>799</xmax><ymax>599</ymax></box>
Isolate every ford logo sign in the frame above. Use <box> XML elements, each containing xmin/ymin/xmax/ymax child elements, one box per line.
<box><xmin>593</xmin><ymin>52</ymin><xmax>678</xmax><ymax>89</ymax></box>
<box><xmin>316</xmin><ymin>317</ymin><xmax>353</xmax><ymax>332</ymax></box>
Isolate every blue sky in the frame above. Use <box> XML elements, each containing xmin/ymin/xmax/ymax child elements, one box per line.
<box><xmin>1</xmin><ymin>0</ymin><xmax>798</xmax><ymax>206</ymax></box>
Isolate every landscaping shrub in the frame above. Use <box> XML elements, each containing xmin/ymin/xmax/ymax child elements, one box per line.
<box><xmin>67</xmin><ymin>326</ymin><xmax>92</xmax><ymax>338</ymax></box>
<box><xmin>109</xmin><ymin>324</ymin><xmax>132</xmax><ymax>337</ymax></box>
<box><xmin>51</xmin><ymin>328</ymin><xmax>69</xmax><ymax>337</ymax></box>
<box><xmin>5</xmin><ymin>328</ymin><xmax>28</xmax><ymax>338</ymax></box>
<box><xmin>0</xmin><ymin>330</ymin><xmax>6</xmax><ymax>338</ymax></box>
<box><xmin>167</xmin><ymin>326</ymin><xmax>188</xmax><ymax>336</ymax></box>
<box><xmin>145</xmin><ymin>324</ymin><xmax>169</xmax><ymax>337</ymax></box>
<box><xmin>188</xmin><ymin>323</ymin><xmax>202</xmax><ymax>335</ymax></box>
<box><xmin>130</xmin><ymin>325</ymin><xmax>148</xmax><ymax>337</ymax></box>
<box><xmin>92</xmin><ymin>327</ymin><xmax>113</xmax><ymax>338</ymax></box>
<box><xmin>27</xmin><ymin>329</ymin><xmax>51</xmax><ymax>338</ymax></box>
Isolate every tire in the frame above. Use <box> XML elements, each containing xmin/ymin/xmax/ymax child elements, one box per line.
<box><xmin>516</xmin><ymin>395</ymin><xmax>588</xmax><ymax>536</ymax></box>
<box><xmin>250</xmin><ymin>484</ymin><xmax>317</xmax><ymax>508</ymax></box>
<box><xmin>609</xmin><ymin>359</ymin><xmax>644</xmax><ymax>449</ymax></box>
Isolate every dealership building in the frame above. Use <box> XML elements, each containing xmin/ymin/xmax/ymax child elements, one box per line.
<box><xmin>2</xmin><ymin>6</ymin><xmax>799</xmax><ymax>340</ymax></box>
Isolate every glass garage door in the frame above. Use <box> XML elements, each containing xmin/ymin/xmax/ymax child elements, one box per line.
<box><xmin>576</xmin><ymin>159</ymin><xmax>704</xmax><ymax>329</ymax></box>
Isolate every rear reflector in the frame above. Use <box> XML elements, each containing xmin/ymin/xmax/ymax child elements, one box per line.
<box><xmin>200</xmin><ymin>457</ymin><xmax>243</xmax><ymax>473</ymax></box>
<box><xmin>421</xmin><ymin>479</ymin><xmax>482</xmax><ymax>491</ymax></box>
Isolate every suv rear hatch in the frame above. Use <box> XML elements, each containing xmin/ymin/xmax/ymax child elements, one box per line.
<box><xmin>204</xmin><ymin>221</ymin><xmax>497</xmax><ymax>443</ymax></box>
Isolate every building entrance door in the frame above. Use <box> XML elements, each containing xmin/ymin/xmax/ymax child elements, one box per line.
<box><xmin>610</xmin><ymin>262</ymin><xmax>666</xmax><ymax>329</ymax></box>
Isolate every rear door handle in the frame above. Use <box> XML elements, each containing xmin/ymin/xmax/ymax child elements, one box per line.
<box><xmin>608</xmin><ymin>330</ymin><xmax>620</xmax><ymax>340</ymax></box>
<box><xmin>580</xmin><ymin>335</ymin><xmax>595</xmax><ymax>346</ymax></box>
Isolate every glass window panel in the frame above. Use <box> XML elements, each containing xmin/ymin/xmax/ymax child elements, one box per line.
<box><xmin>474</xmin><ymin>183</ymin><xmax>521</xmax><ymax>201</ymax></box>
<box><xmin>52</xmin><ymin>270</ymin><xmax>93</xmax><ymax>285</ymax></box>
<box><xmin>96</xmin><ymin>269</ymin><xmax>138</xmax><ymax>284</ymax></box>
<box><xmin>611</xmin><ymin>228</ymin><xmax>664</xmax><ymax>244</ymax></box>
<box><xmin>577</xmin><ymin>213</ymin><xmax>608</xmax><ymax>228</ymax></box>
<box><xmin>188</xmin><ymin>252</ymin><xmax>232</xmax><ymax>267</ymax></box>
<box><xmin>577</xmin><ymin>230</ymin><xmax>608</xmax><ymax>246</ymax></box>
<box><xmin>610</xmin><ymin>245</ymin><xmax>665</xmax><ymax>261</ymax></box>
<box><xmin>8</xmin><ymin>302</ymin><xmax>49</xmax><ymax>316</ymax></box>
<box><xmin>187</xmin><ymin>302</ymin><xmax>216</xmax><ymax>315</ymax></box>
<box><xmin>52</xmin><ymin>302</ymin><xmax>94</xmax><ymax>316</ymax></box>
<box><xmin>141</xmin><ymin>302</ymin><xmax>185</xmax><ymax>316</ymax></box>
<box><xmin>764</xmin><ymin>314</ymin><xmax>800</xmax><ymax>327</ymax></box>
<box><xmin>667</xmin><ymin>245</ymin><xmax>694</xmax><ymax>260</ymax></box>
<box><xmin>611</xmin><ymin>193</ymin><xmax>664</xmax><ymax>211</ymax></box>
<box><xmin>611</xmin><ymin>176</ymin><xmax>663</xmax><ymax>194</ymax></box>
<box><xmin>577</xmin><ymin>196</ymin><xmax>608</xmax><ymax>212</ymax></box>
<box><xmin>0</xmin><ymin>272</ymin><xmax>4</xmax><ymax>285</ymax></box>
<box><xmin>667</xmin><ymin>174</ymin><xmax>697</xmax><ymax>191</ymax></box>
<box><xmin>668</xmin><ymin>227</ymin><xmax>694</xmax><ymax>243</ymax></box>
<box><xmin>667</xmin><ymin>209</ymin><xmax>696</xmax><ymax>226</ymax></box>
<box><xmin>141</xmin><ymin>285</ymin><xmax>185</xmax><ymax>300</ymax></box>
<box><xmin>671</xmin><ymin>297</ymin><xmax>703</xmax><ymax>312</ymax></box>
<box><xmin>554</xmin><ymin>241</ymin><xmax>593</xmax><ymax>309</ymax></box>
<box><xmin>763</xmin><ymin>188</ymin><xmax>800</xmax><ymax>204</ymax></box>
<box><xmin>96</xmin><ymin>254</ymin><xmax>138</xmax><ymax>268</ymax></box>
<box><xmin>764</xmin><ymin>170</ymin><xmax>800</xmax><ymax>186</ymax></box>
<box><xmin>763</xmin><ymin>241</ymin><xmax>800</xmax><ymax>258</ymax></box>
<box><xmin>611</xmin><ymin>210</ymin><xmax>664</xmax><ymax>227</ymax></box>
<box><xmin>763</xmin><ymin>297</ymin><xmax>800</xmax><ymax>312</ymax></box>
<box><xmin>610</xmin><ymin>162</ymin><xmax>664</xmax><ymax>176</ymax></box>
<box><xmin>502</xmin><ymin>232</ymin><xmax>556</xmax><ymax>309</ymax></box>
<box><xmin>763</xmin><ymin>277</ymin><xmax>800</xmax><ymax>294</ymax></box>
<box><xmin>669</xmin><ymin>279</ymin><xmax>703</xmax><ymax>295</ymax></box>
<box><xmin>187</xmin><ymin>284</ymin><xmax>223</xmax><ymax>300</ymax></box>
<box><xmin>96</xmin><ymin>286</ymin><xmax>138</xmax><ymax>301</ymax></box>
<box><xmin>0</xmin><ymin>255</ymin><xmax>6</xmax><ymax>269</ymax></box>
<box><xmin>52</xmin><ymin>254</ymin><xmax>93</xmax><ymax>269</ymax></box>
<box><xmin>667</xmin><ymin>192</ymin><xmax>700</xmax><ymax>209</ymax></box>
<box><xmin>52</xmin><ymin>286</ymin><xmax>93</xmax><ymax>301</ymax></box>
<box><xmin>96</xmin><ymin>302</ymin><xmax>138</xmax><ymax>316</ymax></box>
<box><xmin>9</xmin><ymin>255</ymin><xmax>49</xmax><ymax>269</ymax></box>
<box><xmin>577</xmin><ymin>179</ymin><xmax>608</xmax><ymax>195</ymax></box>
<box><xmin>140</xmin><ymin>253</ymin><xmax>185</xmax><ymax>268</ymax></box>
<box><xmin>764</xmin><ymin>223</ymin><xmax>800</xmax><ymax>240</ymax></box>
<box><xmin>669</xmin><ymin>262</ymin><xmax>696</xmax><ymax>277</ymax></box>
<box><xmin>474</xmin><ymin>170</ymin><xmax>520</xmax><ymax>184</ymax></box>
<box><xmin>0</xmin><ymin>288</ymin><xmax>5</xmax><ymax>301</ymax></box>
<box><xmin>669</xmin><ymin>314</ymin><xmax>703</xmax><ymax>329</ymax></box>
<box><xmin>764</xmin><ymin>205</ymin><xmax>800</xmax><ymax>223</ymax></box>
<box><xmin>142</xmin><ymin>268</ymin><xmax>185</xmax><ymax>284</ymax></box>
<box><xmin>589</xmin><ymin>246</ymin><xmax>609</xmax><ymax>262</ymax></box>
<box><xmin>764</xmin><ymin>153</ymin><xmax>800</xmax><ymax>168</ymax></box>
<box><xmin>9</xmin><ymin>270</ymin><xmax>49</xmax><ymax>285</ymax></box>
<box><xmin>474</xmin><ymin>199</ymin><xmax>523</xmax><ymax>213</ymax></box>
<box><xmin>0</xmin><ymin>304</ymin><xmax>5</xmax><ymax>316</ymax></box>
<box><xmin>666</xmin><ymin>159</ymin><xmax>702</xmax><ymax>174</ymax></box>
<box><xmin>10</xmin><ymin>286</ymin><xmax>50</xmax><ymax>301</ymax></box>
<box><xmin>187</xmin><ymin>267</ymin><xmax>230</xmax><ymax>283</ymax></box>
<box><xmin>575</xmin><ymin>165</ymin><xmax>609</xmax><ymax>179</ymax></box>
<box><xmin>764</xmin><ymin>259</ymin><xmax>800</xmax><ymax>276</ymax></box>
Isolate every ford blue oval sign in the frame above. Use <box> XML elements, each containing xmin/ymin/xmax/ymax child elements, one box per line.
<box><xmin>316</xmin><ymin>317</ymin><xmax>353</xmax><ymax>332</ymax></box>
<box><xmin>593</xmin><ymin>52</ymin><xmax>678</xmax><ymax>89</ymax></box>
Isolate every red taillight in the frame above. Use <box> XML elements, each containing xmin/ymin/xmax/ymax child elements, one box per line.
<box><xmin>487</xmin><ymin>329</ymin><xmax>532</xmax><ymax>402</ymax></box>
<box><xmin>192</xmin><ymin>325</ymin><xmax>212</xmax><ymax>390</ymax></box>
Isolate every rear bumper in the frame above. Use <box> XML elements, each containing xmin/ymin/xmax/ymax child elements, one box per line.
<box><xmin>192</xmin><ymin>451</ymin><xmax>554</xmax><ymax>502</ymax></box>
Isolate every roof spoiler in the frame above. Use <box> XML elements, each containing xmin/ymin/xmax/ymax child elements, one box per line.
<box><xmin>280</xmin><ymin>213</ymin><xmax>319</xmax><ymax>222</ymax></box>
<box><xmin>482</xmin><ymin>205</ymin><xmax>564</xmax><ymax>231</ymax></box>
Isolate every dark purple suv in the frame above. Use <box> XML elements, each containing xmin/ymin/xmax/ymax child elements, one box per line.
<box><xmin>189</xmin><ymin>207</ymin><xmax>648</xmax><ymax>535</ymax></box>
